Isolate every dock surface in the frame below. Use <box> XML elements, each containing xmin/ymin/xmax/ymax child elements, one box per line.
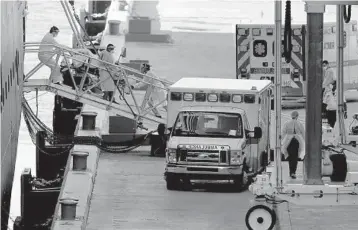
<box><xmin>85</xmin><ymin>150</ymin><xmax>358</xmax><ymax>230</ymax></box>
<box><xmin>52</xmin><ymin>9</ymin><xmax>358</xmax><ymax>229</ymax></box>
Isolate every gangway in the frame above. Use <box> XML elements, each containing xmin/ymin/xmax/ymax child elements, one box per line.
<box><xmin>23</xmin><ymin>42</ymin><xmax>172</xmax><ymax>128</ymax></box>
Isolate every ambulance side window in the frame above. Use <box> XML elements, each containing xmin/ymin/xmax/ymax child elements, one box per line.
<box><xmin>170</xmin><ymin>92</ymin><xmax>182</xmax><ymax>101</ymax></box>
<box><xmin>244</xmin><ymin>94</ymin><xmax>256</xmax><ymax>103</ymax></box>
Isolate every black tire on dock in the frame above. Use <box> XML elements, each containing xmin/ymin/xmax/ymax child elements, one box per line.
<box><xmin>245</xmin><ymin>205</ymin><xmax>276</xmax><ymax>230</ymax></box>
<box><xmin>329</xmin><ymin>154</ymin><xmax>347</xmax><ymax>182</ymax></box>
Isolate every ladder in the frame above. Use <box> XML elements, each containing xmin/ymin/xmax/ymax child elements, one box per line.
<box><xmin>23</xmin><ymin>42</ymin><xmax>172</xmax><ymax>127</ymax></box>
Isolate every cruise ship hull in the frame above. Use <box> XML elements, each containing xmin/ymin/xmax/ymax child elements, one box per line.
<box><xmin>1</xmin><ymin>1</ymin><xmax>26</xmax><ymax>228</ymax></box>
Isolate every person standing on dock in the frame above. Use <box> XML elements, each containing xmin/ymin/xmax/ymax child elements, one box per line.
<box><xmin>325</xmin><ymin>83</ymin><xmax>347</xmax><ymax>129</ymax></box>
<box><xmin>322</xmin><ymin>60</ymin><xmax>336</xmax><ymax>117</ymax></box>
<box><xmin>38</xmin><ymin>26</ymin><xmax>70</xmax><ymax>85</ymax></box>
<box><xmin>98</xmin><ymin>44</ymin><xmax>118</xmax><ymax>101</ymax></box>
<box><xmin>281</xmin><ymin>111</ymin><xmax>305</xmax><ymax>179</ymax></box>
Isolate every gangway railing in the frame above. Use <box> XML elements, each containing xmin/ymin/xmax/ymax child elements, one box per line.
<box><xmin>23</xmin><ymin>42</ymin><xmax>173</xmax><ymax>126</ymax></box>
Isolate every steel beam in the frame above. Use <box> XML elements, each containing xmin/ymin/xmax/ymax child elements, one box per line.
<box><xmin>304</xmin><ymin>2</ymin><xmax>325</xmax><ymax>185</ymax></box>
<box><xmin>336</xmin><ymin>5</ymin><xmax>346</xmax><ymax>144</ymax></box>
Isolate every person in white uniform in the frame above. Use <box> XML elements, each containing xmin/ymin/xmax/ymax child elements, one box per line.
<box><xmin>281</xmin><ymin>111</ymin><xmax>305</xmax><ymax>179</ymax></box>
<box><xmin>132</xmin><ymin>63</ymin><xmax>167</xmax><ymax>118</ymax></box>
<box><xmin>325</xmin><ymin>82</ymin><xmax>347</xmax><ymax>129</ymax></box>
<box><xmin>322</xmin><ymin>60</ymin><xmax>336</xmax><ymax>117</ymax></box>
<box><xmin>38</xmin><ymin>26</ymin><xmax>69</xmax><ymax>84</ymax></box>
<box><xmin>98</xmin><ymin>44</ymin><xmax>117</xmax><ymax>101</ymax></box>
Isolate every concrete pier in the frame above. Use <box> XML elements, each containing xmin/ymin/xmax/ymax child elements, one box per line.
<box><xmin>50</xmin><ymin>1</ymin><xmax>358</xmax><ymax>229</ymax></box>
<box><xmin>51</xmin><ymin>106</ymin><xmax>106</xmax><ymax>229</ymax></box>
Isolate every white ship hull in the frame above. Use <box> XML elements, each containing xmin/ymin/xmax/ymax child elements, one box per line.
<box><xmin>1</xmin><ymin>1</ymin><xmax>26</xmax><ymax>228</ymax></box>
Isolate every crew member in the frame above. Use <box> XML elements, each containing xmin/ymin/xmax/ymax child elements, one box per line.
<box><xmin>38</xmin><ymin>26</ymin><xmax>71</xmax><ymax>84</ymax></box>
<box><xmin>98</xmin><ymin>44</ymin><xmax>117</xmax><ymax>101</ymax></box>
<box><xmin>325</xmin><ymin>83</ymin><xmax>347</xmax><ymax>129</ymax></box>
<box><xmin>132</xmin><ymin>63</ymin><xmax>167</xmax><ymax>118</ymax></box>
<box><xmin>322</xmin><ymin>60</ymin><xmax>336</xmax><ymax>117</ymax></box>
<box><xmin>282</xmin><ymin>111</ymin><xmax>305</xmax><ymax>179</ymax></box>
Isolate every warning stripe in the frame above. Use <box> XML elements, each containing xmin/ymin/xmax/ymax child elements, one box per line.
<box><xmin>236</xmin><ymin>31</ymin><xmax>250</xmax><ymax>78</ymax></box>
<box><xmin>292</xmin><ymin>35</ymin><xmax>302</xmax><ymax>47</ymax></box>
<box><xmin>236</xmin><ymin>35</ymin><xmax>248</xmax><ymax>62</ymax></box>
<box><xmin>291</xmin><ymin>35</ymin><xmax>304</xmax><ymax>88</ymax></box>
<box><xmin>239</xmin><ymin>57</ymin><xmax>250</xmax><ymax>74</ymax></box>
<box><xmin>291</xmin><ymin>53</ymin><xmax>303</xmax><ymax>76</ymax></box>
<box><xmin>290</xmin><ymin>56</ymin><xmax>303</xmax><ymax>89</ymax></box>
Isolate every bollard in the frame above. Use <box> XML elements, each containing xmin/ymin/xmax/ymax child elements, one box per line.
<box><xmin>109</xmin><ymin>20</ymin><xmax>121</xmax><ymax>35</ymax></box>
<box><xmin>59</xmin><ymin>198</ymin><xmax>79</xmax><ymax>220</ymax></box>
<box><xmin>81</xmin><ymin>111</ymin><xmax>97</xmax><ymax>130</ymax></box>
<box><xmin>71</xmin><ymin>151</ymin><xmax>89</xmax><ymax>171</ymax></box>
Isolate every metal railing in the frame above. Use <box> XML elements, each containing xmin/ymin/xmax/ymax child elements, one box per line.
<box><xmin>24</xmin><ymin>42</ymin><xmax>172</xmax><ymax>120</ymax></box>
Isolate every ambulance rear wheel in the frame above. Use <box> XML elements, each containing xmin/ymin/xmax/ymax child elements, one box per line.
<box><xmin>245</xmin><ymin>205</ymin><xmax>276</xmax><ymax>230</ymax></box>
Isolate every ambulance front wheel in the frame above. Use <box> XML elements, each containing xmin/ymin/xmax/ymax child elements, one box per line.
<box><xmin>245</xmin><ymin>205</ymin><xmax>276</xmax><ymax>230</ymax></box>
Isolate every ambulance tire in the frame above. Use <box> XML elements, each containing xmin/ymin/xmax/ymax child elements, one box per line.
<box><xmin>245</xmin><ymin>205</ymin><xmax>276</xmax><ymax>230</ymax></box>
<box><xmin>329</xmin><ymin>154</ymin><xmax>347</xmax><ymax>182</ymax></box>
<box><xmin>166</xmin><ymin>174</ymin><xmax>180</xmax><ymax>190</ymax></box>
<box><xmin>233</xmin><ymin>160</ymin><xmax>249</xmax><ymax>192</ymax></box>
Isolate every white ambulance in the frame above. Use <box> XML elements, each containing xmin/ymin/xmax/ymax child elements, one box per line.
<box><xmin>164</xmin><ymin>78</ymin><xmax>273</xmax><ymax>191</ymax></box>
<box><xmin>235</xmin><ymin>20</ymin><xmax>358</xmax><ymax>98</ymax></box>
<box><xmin>323</xmin><ymin>21</ymin><xmax>358</xmax><ymax>90</ymax></box>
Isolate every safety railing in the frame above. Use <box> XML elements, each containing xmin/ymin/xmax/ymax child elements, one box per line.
<box><xmin>24</xmin><ymin>42</ymin><xmax>172</xmax><ymax>120</ymax></box>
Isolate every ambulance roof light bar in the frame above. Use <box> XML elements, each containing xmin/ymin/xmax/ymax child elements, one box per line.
<box><xmin>238</xmin><ymin>28</ymin><xmax>249</xmax><ymax>36</ymax></box>
<box><xmin>252</xmin><ymin>28</ymin><xmax>261</xmax><ymax>36</ymax></box>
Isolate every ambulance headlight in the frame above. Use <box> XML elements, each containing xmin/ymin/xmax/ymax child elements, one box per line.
<box><xmin>239</xmin><ymin>45</ymin><xmax>248</xmax><ymax>52</ymax></box>
<box><xmin>293</xmin><ymin>28</ymin><xmax>301</xmax><ymax>36</ymax></box>
<box><xmin>241</xmin><ymin>68</ymin><xmax>247</xmax><ymax>74</ymax></box>
<box><xmin>230</xmin><ymin>150</ymin><xmax>243</xmax><ymax>165</ymax></box>
<box><xmin>238</xmin><ymin>28</ymin><xmax>248</xmax><ymax>36</ymax></box>
<box><xmin>166</xmin><ymin>148</ymin><xmax>177</xmax><ymax>163</ymax></box>
<box><xmin>292</xmin><ymin>45</ymin><xmax>301</xmax><ymax>53</ymax></box>
<box><xmin>232</xmin><ymin>94</ymin><xmax>243</xmax><ymax>103</ymax></box>
<box><xmin>208</xmin><ymin>93</ymin><xmax>218</xmax><ymax>102</ymax></box>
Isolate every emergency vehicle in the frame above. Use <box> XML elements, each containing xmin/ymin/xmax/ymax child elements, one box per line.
<box><xmin>164</xmin><ymin>78</ymin><xmax>273</xmax><ymax>191</ymax></box>
<box><xmin>235</xmin><ymin>20</ymin><xmax>358</xmax><ymax>98</ymax></box>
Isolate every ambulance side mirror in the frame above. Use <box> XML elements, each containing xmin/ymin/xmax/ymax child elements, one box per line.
<box><xmin>254</xmin><ymin>127</ymin><xmax>262</xmax><ymax>139</ymax></box>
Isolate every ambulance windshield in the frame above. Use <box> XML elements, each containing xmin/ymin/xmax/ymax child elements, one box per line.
<box><xmin>172</xmin><ymin>111</ymin><xmax>243</xmax><ymax>138</ymax></box>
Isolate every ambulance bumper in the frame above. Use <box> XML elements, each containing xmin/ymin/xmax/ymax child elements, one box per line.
<box><xmin>165</xmin><ymin>164</ymin><xmax>243</xmax><ymax>180</ymax></box>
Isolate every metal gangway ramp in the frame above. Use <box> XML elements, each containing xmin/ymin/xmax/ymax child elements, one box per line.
<box><xmin>23</xmin><ymin>42</ymin><xmax>172</xmax><ymax>127</ymax></box>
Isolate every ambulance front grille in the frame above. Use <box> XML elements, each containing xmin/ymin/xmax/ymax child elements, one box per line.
<box><xmin>178</xmin><ymin>149</ymin><xmax>229</xmax><ymax>165</ymax></box>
